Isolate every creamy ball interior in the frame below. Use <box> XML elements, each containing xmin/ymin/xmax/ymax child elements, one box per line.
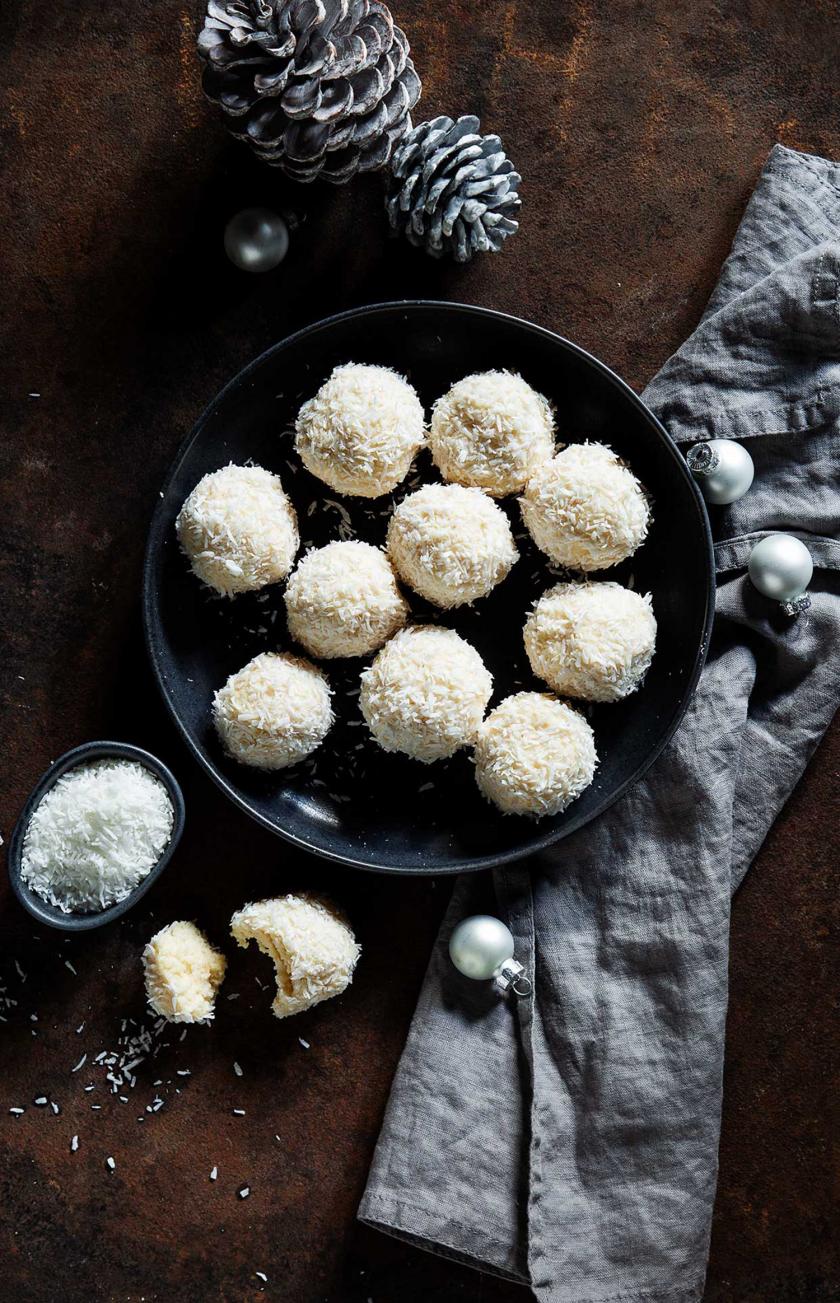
<box><xmin>524</xmin><ymin>581</ymin><xmax>657</xmax><ymax>703</ymax></box>
<box><xmin>387</xmin><ymin>482</ymin><xmax>518</xmax><ymax>607</ymax></box>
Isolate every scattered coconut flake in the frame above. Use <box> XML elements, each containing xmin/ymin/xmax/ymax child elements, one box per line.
<box><xmin>238</xmin><ymin>1185</ymin><xmax>250</xmax><ymax>1199</ymax></box>
<box><xmin>210</xmin><ymin>1166</ymin><xmax>218</xmax><ymax>1181</ymax></box>
<box><xmin>9</xmin><ymin>1107</ymin><xmax>24</xmax><ymax>1115</ymax></box>
<box><xmin>71</xmin><ymin>1054</ymin><xmax>87</xmax><ymax>1073</ymax></box>
<box><xmin>71</xmin><ymin>1135</ymin><xmax>79</xmax><ymax>1152</ymax></box>
<box><xmin>106</xmin><ymin>1156</ymin><xmax>115</xmax><ymax>1171</ymax></box>
<box><xmin>298</xmin><ymin>1038</ymin><xmax>310</xmax><ymax>1050</ymax></box>
<box><xmin>233</xmin><ymin>1061</ymin><xmax>243</xmax><ymax>1077</ymax></box>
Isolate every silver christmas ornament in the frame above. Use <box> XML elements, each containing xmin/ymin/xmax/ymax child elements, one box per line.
<box><xmin>748</xmin><ymin>533</ymin><xmax>813</xmax><ymax>616</ymax></box>
<box><xmin>686</xmin><ymin>439</ymin><xmax>754</xmax><ymax>505</ymax></box>
<box><xmin>224</xmin><ymin>208</ymin><xmax>289</xmax><ymax>273</ymax></box>
<box><xmin>449</xmin><ymin>915</ymin><xmax>531</xmax><ymax>996</ymax></box>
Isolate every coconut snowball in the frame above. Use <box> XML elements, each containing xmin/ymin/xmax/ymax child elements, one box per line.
<box><xmin>284</xmin><ymin>540</ymin><xmax>408</xmax><ymax>659</ymax></box>
<box><xmin>520</xmin><ymin>442</ymin><xmax>650</xmax><ymax>571</ymax></box>
<box><xmin>429</xmin><ymin>371</ymin><xmax>555</xmax><ymax>497</ymax></box>
<box><xmin>213</xmin><ymin>651</ymin><xmax>333</xmax><ymax>769</ymax></box>
<box><xmin>294</xmin><ymin>363</ymin><xmax>425</xmax><ymax>498</ymax></box>
<box><xmin>524</xmin><ymin>581</ymin><xmax>657</xmax><ymax>703</ymax></box>
<box><xmin>230</xmin><ymin>894</ymin><xmax>360</xmax><ymax>1020</ymax></box>
<box><xmin>176</xmin><ymin>463</ymin><xmax>299</xmax><ymax>597</ymax></box>
<box><xmin>387</xmin><ymin>483</ymin><xmax>518</xmax><ymax>608</ymax></box>
<box><xmin>360</xmin><ymin>626</ymin><xmax>492</xmax><ymax>763</ymax></box>
<box><xmin>474</xmin><ymin>692</ymin><xmax>598</xmax><ymax>817</ymax></box>
<box><xmin>143</xmin><ymin>921</ymin><xmax>227</xmax><ymax>1024</ymax></box>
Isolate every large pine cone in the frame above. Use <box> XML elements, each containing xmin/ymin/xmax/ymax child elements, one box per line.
<box><xmin>198</xmin><ymin>0</ymin><xmax>422</xmax><ymax>184</ymax></box>
<box><xmin>386</xmin><ymin>115</ymin><xmax>521</xmax><ymax>262</ymax></box>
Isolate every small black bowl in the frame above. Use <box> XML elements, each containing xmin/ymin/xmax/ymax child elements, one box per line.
<box><xmin>7</xmin><ymin>741</ymin><xmax>185</xmax><ymax>932</ymax></box>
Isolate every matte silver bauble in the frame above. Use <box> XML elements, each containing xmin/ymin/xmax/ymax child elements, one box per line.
<box><xmin>748</xmin><ymin>534</ymin><xmax>813</xmax><ymax>616</ymax></box>
<box><xmin>686</xmin><ymin>439</ymin><xmax>754</xmax><ymax>505</ymax></box>
<box><xmin>224</xmin><ymin>208</ymin><xmax>289</xmax><ymax>273</ymax></box>
<box><xmin>449</xmin><ymin>915</ymin><xmax>531</xmax><ymax>995</ymax></box>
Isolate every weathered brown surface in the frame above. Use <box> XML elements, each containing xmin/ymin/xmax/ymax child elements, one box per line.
<box><xmin>1</xmin><ymin>1</ymin><xmax>838</xmax><ymax>1299</ymax></box>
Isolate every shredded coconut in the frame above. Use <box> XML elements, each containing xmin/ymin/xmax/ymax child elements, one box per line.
<box><xmin>20</xmin><ymin>760</ymin><xmax>174</xmax><ymax>914</ymax></box>
<box><xmin>429</xmin><ymin>371</ymin><xmax>555</xmax><ymax>496</ymax></box>
<box><xmin>284</xmin><ymin>540</ymin><xmax>408</xmax><ymax>658</ymax></box>
<box><xmin>295</xmin><ymin>363</ymin><xmax>425</xmax><ymax>498</ymax></box>
<box><xmin>520</xmin><ymin>442</ymin><xmax>650</xmax><ymax>571</ymax></box>
<box><xmin>524</xmin><ymin>581</ymin><xmax>657</xmax><ymax>702</ymax></box>
<box><xmin>360</xmin><ymin>626</ymin><xmax>493</xmax><ymax>763</ymax></box>
<box><xmin>230</xmin><ymin>894</ymin><xmax>360</xmax><ymax>1020</ymax></box>
<box><xmin>143</xmin><ymin>921</ymin><xmax>227</xmax><ymax>1024</ymax></box>
<box><xmin>474</xmin><ymin>692</ymin><xmax>598</xmax><ymax>817</ymax></box>
<box><xmin>213</xmin><ymin>651</ymin><xmax>333</xmax><ymax>769</ymax></box>
<box><xmin>387</xmin><ymin>483</ymin><xmax>518</xmax><ymax>608</ymax></box>
<box><xmin>176</xmin><ymin>463</ymin><xmax>299</xmax><ymax>597</ymax></box>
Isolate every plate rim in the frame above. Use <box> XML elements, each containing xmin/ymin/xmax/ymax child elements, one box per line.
<box><xmin>143</xmin><ymin>299</ymin><xmax>715</xmax><ymax>874</ymax></box>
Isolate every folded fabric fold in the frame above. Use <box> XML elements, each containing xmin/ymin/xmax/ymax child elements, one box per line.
<box><xmin>359</xmin><ymin>144</ymin><xmax>840</xmax><ymax>1303</ymax></box>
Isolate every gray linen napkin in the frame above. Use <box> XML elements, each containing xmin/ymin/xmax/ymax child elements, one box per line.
<box><xmin>358</xmin><ymin>144</ymin><xmax>840</xmax><ymax>1303</ymax></box>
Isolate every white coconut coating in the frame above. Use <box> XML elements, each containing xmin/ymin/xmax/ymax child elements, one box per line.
<box><xmin>520</xmin><ymin>442</ymin><xmax>650</xmax><ymax>571</ymax></box>
<box><xmin>524</xmin><ymin>581</ymin><xmax>657</xmax><ymax>703</ymax></box>
<box><xmin>429</xmin><ymin>371</ymin><xmax>555</xmax><ymax>497</ymax></box>
<box><xmin>387</xmin><ymin>483</ymin><xmax>518</xmax><ymax>608</ymax></box>
<box><xmin>213</xmin><ymin>651</ymin><xmax>333</xmax><ymax>769</ymax></box>
<box><xmin>176</xmin><ymin>463</ymin><xmax>299</xmax><ymax>597</ymax></box>
<box><xmin>474</xmin><ymin>692</ymin><xmax>598</xmax><ymax>817</ymax></box>
<box><xmin>284</xmin><ymin>540</ymin><xmax>408</xmax><ymax>659</ymax></box>
<box><xmin>143</xmin><ymin>921</ymin><xmax>227</xmax><ymax>1024</ymax></box>
<box><xmin>294</xmin><ymin>363</ymin><xmax>425</xmax><ymax>498</ymax></box>
<box><xmin>360</xmin><ymin>626</ymin><xmax>493</xmax><ymax>763</ymax></box>
<box><xmin>230</xmin><ymin>894</ymin><xmax>360</xmax><ymax>1020</ymax></box>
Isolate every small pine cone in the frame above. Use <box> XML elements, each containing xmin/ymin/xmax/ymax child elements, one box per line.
<box><xmin>386</xmin><ymin>115</ymin><xmax>521</xmax><ymax>262</ymax></box>
<box><xmin>198</xmin><ymin>0</ymin><xmax>422</xmax><ymax>184</ymax></box>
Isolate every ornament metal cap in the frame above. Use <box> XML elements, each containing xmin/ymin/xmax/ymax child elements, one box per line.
<box><xmin>686</xmin><ymin>443</ymin><xmax>720</xmax><ymax>475</ymax></box>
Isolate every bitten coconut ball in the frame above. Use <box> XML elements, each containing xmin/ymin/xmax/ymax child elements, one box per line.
<box><xmin>143</xmin><ymin>921</ymin><xmax>227</xmax><ymax>1024</ymax></box>
<box><xmin>360</xmin><ymin>626</ymin><xmax>492</xmax><ymax>763</ymax></box>
<box><xmin>520</xmin><ymin>442</ymin><xmax>650</xmax><ymax>571</ymax></box>
<box><xmin>284</xmin><ymin>540</ymin><xmax>408</xmax><ymax>659</ymax></box>
<box><xmin>176</xmin><ymin>463</ymin><xmax>299</xmax><ymax>597</ymax></box>
<box><xmin>230</xmin><ymin>894</ymin><xmax>360</xmax><ymax>1020</ymax></box>
<box><xmin>474</xmin><ymin>692</ymin><xmax>598</xmax><ymax>818</ymax></box>
<box><xmin>387</xmin><ymin>483</ymin><xmax>518</xmax><ymax>608</ymax></box>
<box><xmin>213</xmin><ymin>651</ymin><xmax>333</xmax><ymax>769</ymax></box>
<box><xmin>524</xmin><ymin>581</ymin><xmax>657</xmax><ymax>703</ymax></box>
<box><xmin>429</xmin><ymin>371</ymin><xmax>555</xmax><ymax>496</ymax></box>
<box><xmin>294</xmin><ymin>363</ymin><xmax>425</xmax><ymax>498</ymax></box>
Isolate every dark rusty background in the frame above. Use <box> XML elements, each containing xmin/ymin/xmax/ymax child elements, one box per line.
<box><xmin>1</xmin><ymin>1</ymin><xmax>838</xmax><ymax>1300</ymax></box>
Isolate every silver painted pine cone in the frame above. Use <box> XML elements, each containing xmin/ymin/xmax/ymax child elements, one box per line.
<box><xmin>198</xmin><ymin>0</ymin><xmax>422</xmax><ymax>184</ymax></box>
<box><xmin>386</xmin><ymin>115</ymin><xmax>521</xmax><ymax>261</ymax></box>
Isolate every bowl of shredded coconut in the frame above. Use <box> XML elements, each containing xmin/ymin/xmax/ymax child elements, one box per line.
<box><xmin>8</xmin><ymin>741</ymin><xmax>185</xmax><ymax>931</ymax></box>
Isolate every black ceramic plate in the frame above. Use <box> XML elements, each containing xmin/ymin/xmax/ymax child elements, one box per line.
<box><xmin>144</xmin><ymin>302</ymin><xmax>713</xmax><ymax>874</ymax></box>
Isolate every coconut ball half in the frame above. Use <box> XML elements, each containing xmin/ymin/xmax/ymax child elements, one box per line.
<box><xmin>360</xmin><ymin>626</ymin><xmax>492</xmax><ymax>763</ymax></box>
<box><xmin>429</xmin><ymin>371</ymin><xmax>555</xmax><ymax>497</ymax></box>
<box><xmin>524</xmin><ymin>581</ymin><xmax>657</xmax><ymax>703</ymax></box>
<box><xmin>285</xmin><ymin>540</ymin><xmax>408</xmax><ymax>659</ymax></box>
<box><xmin>230</xmin><ymin>894</ymin><xmax>360</xmax><ymax>1020</ymax></box>
<box><xmin>521</xmin><ymin>442</ymin><xmax>650</xmax><ymax>571</ymax></box>
<box><xmin>294</xmin><ymin>363</ymin><xmax>425</xmax><ymax>498</ymax></box>
<box><xmin>176</xmin><ymin>463</ymin><xmax>299</xmax><ymax>597</ymax></box>
<box><xmin>213</xmin><ymin>651</ymin><xmax>333</xmax><ymax>769</ymax></box>
<box><xmin>474</xmin><ymin>692</ymin><xmax>598</xmax><ymax>818</ymax></box>
<box><xmin>143</xmin><ymin>921</ymin><xmax>227</xmax><ymax>1024</ymax></box>
<box><xmin>387</xmin><ymin>483</ymin><xmax>518</xmax><ymax>608</ymax></box>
